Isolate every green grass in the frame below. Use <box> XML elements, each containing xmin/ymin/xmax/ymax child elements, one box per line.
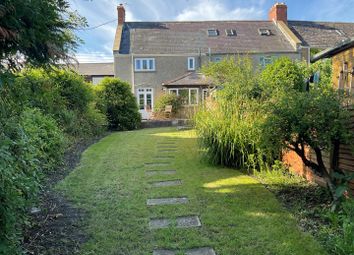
<box><xmin>58</xmin><ymin>128</ymin><xmax>327</xmax><ymax>255</ymax></box>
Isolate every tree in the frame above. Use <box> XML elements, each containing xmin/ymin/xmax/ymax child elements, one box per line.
<box><xmin>260</xmin><ymin>57</ymin><xmax>305</xmax><ymax>96</ymax></box>
<box><xmin>96</xmin><ymin>78</ymin><xmax>141</xmax><ymax>130</ymax></box>
<box><xmin>0</xmin><ymin>0</ymin><xmax>86</xmax><ymax>73</ymax></box>
<box><xmin>262</xmin><ymin>87</ymin><xmax>352</xmax><ymax>204</ymax></box>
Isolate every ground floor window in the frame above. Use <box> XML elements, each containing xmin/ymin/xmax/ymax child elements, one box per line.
<box><xmin>202</xmin><ymin>89</ymin><xmax>210</xmax><ymax>101</ymax></box>
<box><xmin>168</xmin><ymin>88</ymin><xmax>198</xmax><ymax>105</ymax></box>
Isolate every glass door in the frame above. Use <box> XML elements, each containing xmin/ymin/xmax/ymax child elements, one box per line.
<box><xmin>137</xmin><ymin>88</ymin><xmax>153</xmax><ymax>119</ymax></box>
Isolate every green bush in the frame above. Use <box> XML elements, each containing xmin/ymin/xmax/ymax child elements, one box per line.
<box><xmin>4</xmin><ymin>68</ymin><xmax>106</xmax><ymax>140</ymax></box>
<box><xmin>155</xmin><ymin>93</ymin><xmax>182</xmax><ymax>114</ymax></box>
<box><xmin>0</xmin><ymin>68</ymin><xmax>106</xmax><ymax>253</ymax></box>
<box><xmin>0</xmin><ymin>107</ymin><xmax>65</xmax><ymax>254</ymax></box>
<box><xmin>96</xmin><ymin>77</ymin><xmax>141</xmax><ymax>130</ymax></box>
<box><xmin>260</xmin><ymin>57</ymin><xmax>305</xmax><ymax>95</ymax></box>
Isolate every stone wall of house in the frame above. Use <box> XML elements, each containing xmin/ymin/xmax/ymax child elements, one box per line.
<box><xmin>114</xmin><ymin>52</ymin><xmax>301</xmax><ymax>106</ymax></box>
<box><xmin>331</xmin><ymin>47</ymin><xmax>354</xmax><ymax>89</ymax></box>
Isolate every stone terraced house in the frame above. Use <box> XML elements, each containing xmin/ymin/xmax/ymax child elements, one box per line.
<box><xmin>113</xmin><ymin>2</ymin><xmax>354</xmax><ymax>119</ymax></box>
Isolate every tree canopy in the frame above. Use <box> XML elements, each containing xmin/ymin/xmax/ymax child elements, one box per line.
<box><xmin>0</xmin><ymin>0</ymin><xmax>86</xmax><ymax>72</ymax></box>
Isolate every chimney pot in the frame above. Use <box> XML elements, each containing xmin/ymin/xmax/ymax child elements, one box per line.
<box><xmin>269</xmin><ymin>2</ymin><xmax>287</xmax><ymax>24</ymax></box>
<box><xmin>117</xmin><ymin>4</ymin><xmax>125</xmax><ymax>25</ymax></box>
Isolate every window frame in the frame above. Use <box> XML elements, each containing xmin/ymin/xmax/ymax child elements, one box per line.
<box><xmin>260</xmin><ymin>56</ymin><xmax>273</xmax><ymax>68</ymax></box>
<box><xmin>207</xmin><ymin>29</ymin><xmax>218</xmax><ymax>37</ymax></box>
<box><xmin>188</xmin><ymin>57</ymin><xmax>196</xmax><ymax>71</ymax></box>
<box><xmin>225</xmin><ymin>29</ymin><xmax>237</xmax><ymax>36</ymax></box>
<box><xmin>168</xmin><ymin>88</ymin><xmax>199</xmax><ymax>106</ymax></box>
<box><xmin>134</xmin><ymin>58</ymin><xmax>156</xmax><ymax>71</ymax></box>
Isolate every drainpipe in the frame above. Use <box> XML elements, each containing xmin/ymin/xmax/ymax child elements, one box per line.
<box><xmin>131</xmin><ymin>53</ymin><xmax>135</xmax><ymax>94</ymax></box>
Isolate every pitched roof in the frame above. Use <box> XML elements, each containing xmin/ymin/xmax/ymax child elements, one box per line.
<box><xmin>288</xmin><ymin>21</ymin><xmax>354</xmax><ymax>49</ymax></box>
<box><xmin>311</xmin><ymin>38</ymin><xmax>354</xmax><ymax>63</ymax></box>
<box><xmin>118</xmin><ymin>21</ymin><xmax>296</xmax><ymax>55</ymax></box>
<box><xmin>162</xmin><ymin>72</ymin><xmax>212</xmax><ymax>86</ymax></box>
<box><xmin>72</xmin><ymin>63</ymin><xmax>114</xmax><ymax>76</ymax></box>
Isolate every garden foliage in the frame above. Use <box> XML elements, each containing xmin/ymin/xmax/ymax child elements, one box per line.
<box><xmin>196</xmin><ymin>57</ymin><xmax>269</xmax><ymax>170</ymax></box>
<box><xmin>196</xmin><ymin>55</ymin><xmax>353</xmax><ymax>254</ymax></box>
<box><xmin>96</xmin><ymin>77</ymin><xmax>141</xmax><ymax>130</ymax></box>
<box><xmin>155</xmin><ymin>93</ymin><xmax>182</xmax><ymax>114</ymax></box>
<box><xmin>196</xmin><ymin>56</ymin><xmax>353</xmax><ymax>200</ymax></box>
<box><xmin>0</xmin><ymin>0</ymin><xmax>86</xmax><ymax>72</ymax></box>
<box><xmin>0</xmin><ymin>68</ymin><xmax>108</xmax><ymax>254</ymax></box>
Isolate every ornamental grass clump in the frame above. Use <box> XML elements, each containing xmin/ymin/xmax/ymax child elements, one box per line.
<box><xmin>196</xmin><ymin>57</ymin><xmax>270</xmax><ymax>171</ymax></box>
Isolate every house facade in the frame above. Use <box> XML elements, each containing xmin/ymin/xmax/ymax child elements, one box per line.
<box><xmin>113</xmin><ymin>3</ymin><xmax>354</xmax><ymax>119</ymax></box>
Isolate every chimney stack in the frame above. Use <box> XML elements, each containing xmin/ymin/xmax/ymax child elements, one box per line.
<box><xmin>269</xmin><ymin>2</ymin><xmax>287</xmax><ymax>24</ymax></box>
<box><xmin>117</xmin><ymin>4</ymin><xmax>125</xmax><ymax>25</ymax></box>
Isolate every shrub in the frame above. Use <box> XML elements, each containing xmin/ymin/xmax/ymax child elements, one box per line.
<box><xmin>155</xmin><ymin>93</ymin><xmax>182</xmax><ymax>114</ymax></box>
<box><xmin>5</xmin><ymin>68</ymin><xmax>106</xmax><ymax>140</ymax></box>
<box><xmin>0</xmin><ymin>107</ymin><xmax>65</xmax><ymax>254</ymax></box>
<box><xmin>96</xmin><ymin>77</ymin><xmax>141</xmax><ymax>130</ymax></box>
<box><xmin>260</xmin><ymin>57</ymin><xmax>305</xmax><ymax>95</ymax></box>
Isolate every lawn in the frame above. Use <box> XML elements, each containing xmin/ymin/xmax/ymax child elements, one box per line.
<box><xmin>58</xmin><ymin>127</ymin><xmax>327</xmax><ymax>255</ymax></box>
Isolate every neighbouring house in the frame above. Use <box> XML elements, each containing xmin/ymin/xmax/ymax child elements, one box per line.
<box><xmin>113</xmin><ymin>3</ymin><xmax>304</xmax><ymax>119</ymax></box>
<box><xmin>113</xmin><ymin>2</ymin><xmax>354</xmax><ymax>119</ymax></box>
<box><xmin>312</xmin><ymin>38</ymin><xmax>354</xmax><ymax>92</ymax></box>
<box><xmin>284</xmin><ymin>39</ymin><xmax>354</xmax><ymax>194</ymax></box>
<box><xmin>73</xmin><ymin>62</ymin><xmax>114</xmax><ymax>85</ymax></box>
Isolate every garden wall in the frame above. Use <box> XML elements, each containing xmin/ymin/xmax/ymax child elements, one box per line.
<box><xmin>283</xmin><ymin>108</ymin><xmax>354</xmax><ymax>195</ymax></box>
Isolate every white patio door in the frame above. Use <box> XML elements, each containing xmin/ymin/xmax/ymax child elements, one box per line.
<box><xmin>137</xmin><ymin>88</ymin><xmax>153</xmax><ymax>119</ymax></box>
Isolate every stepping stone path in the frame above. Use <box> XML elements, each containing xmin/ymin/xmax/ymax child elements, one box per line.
<box><xmin>153</xmin><ymin>156</ymin><xmax>175</xmax><ymax>159</ymax></box>
<box><xmin>147</xmin><ymin>197</ymin><xmax>188</xmax><ymax>206</ymax></box>
<box><xmin>145</xmin><ymin>170</ymin><xmax>177</xmax><ymax>176</ymax></box>
<box><xmin>145</xmin><ymin>138</ymin><xmax>217</xmax><ymax>254</ymax></box>
<box><xmin>150</xmin><ymin>179</ymin><xmax>182</xmax><ymax>187</ymax></box>
<box><xmin>149</xmin><ymin>215</ymin><xmax>201</xmax><ymax>229</ymax></box>
<box><xmin>145</xmin><ymin>162</ymin><xmax>171</xmax><ymax>167</ymax></box>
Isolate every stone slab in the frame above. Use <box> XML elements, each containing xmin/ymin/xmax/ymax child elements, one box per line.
<box><xmin>150</xmin><ymin>180</ymin><xmax>182</xmax><ymax>187</ymax></box>
<box><xmin>186</xmin><ymin>248</ymin><xmax>216</xmax><ymax>255</ymax></box>
<box><xmin>157</xmin><ymin>150</ymin><xmax>177</xmax><ymax>153</ymax></box>
<box><xmin>176</xmin><ymin>216</ymin><xmax>201</xmax><ymax>228</ymax></box>
<box><xmin>147</xmin><ymin>197</ymin><xmax>188</xmax><ymax>206</ymax></box>
<box><xmin>149</xmin><ymin>218</ymin><xmax>171</xmax><ymax>229</ymax></box>
<box><xmin>153</xmin><ymin>156</ymin><xmax>175</xmax><ymax>159</ymax></box>
<box><xmin>145</xmin><ymin>170</ymin><xmax>176</xmax><ymax>176</ymax></box>
<box><xmin>145</xmin><ymin>162</ymin><xmax>171</xmax><ymax>166</ymax></box>
<box><xmin>153</xmin><ymin>250</ymin><xmax>176</xmax><ymax>255</ymax></box>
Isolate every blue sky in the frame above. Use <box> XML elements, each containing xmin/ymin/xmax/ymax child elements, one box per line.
<box><xmin>69</xmin><ymin>0</ymin><xmax>354</xmax><ymax>62</ymax></box>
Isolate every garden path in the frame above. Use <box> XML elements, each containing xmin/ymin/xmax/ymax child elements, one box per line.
<box><xmin>58</xmin><ymin>127</ymin><xmax>327</xmax><ymax>255</ymax></box>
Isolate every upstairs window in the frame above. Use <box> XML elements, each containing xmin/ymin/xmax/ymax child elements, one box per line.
<box><xmin>135</xmin><ymin>58</ymin><xmax>155</xmax><ymax>71</ymax></box>
<box><xmin>207</xmin><ymin>29</ymin><xmax>218</xmax><ymax>37</ymax></box>
<box><xmin>225</xmin><ymin>29</ymin><xmax>237</xmax><ymax>36</ymax></box>
<box><xmin>258</xmin><ymin>28</ymin><xmax>271</xmax><ymax>36</ymax></box>
<box><xmin>212</xmin><ymin>56</ymin><xmax>222</xmax><ymax>62</ymax></box>
<box><xmin>260</xmin><ymin>56</ymin><xmax>273</xmax><ymax>68</ymax></box>
<box><xmin>188</xmin><ymin>57</ymin><xmax>195</xmax><ymax>70</ymax></box>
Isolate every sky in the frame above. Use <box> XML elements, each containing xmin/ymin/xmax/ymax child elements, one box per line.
<box><xmin>69</xmin><ymin>0</ymin><xmax>354</xmax><ymax>63</ymax></box>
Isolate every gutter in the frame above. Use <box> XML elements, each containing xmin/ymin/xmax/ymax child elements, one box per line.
<box><xmin>311</xmin><ymin>38</ymin><xmax>354</xmax><ymax>63</ymax></box>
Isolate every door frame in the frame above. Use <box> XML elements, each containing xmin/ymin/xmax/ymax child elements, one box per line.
<box><xmin>137</xmin><ymin>88</ymin><xmax>154</xmax><ymax>119</ymax></box>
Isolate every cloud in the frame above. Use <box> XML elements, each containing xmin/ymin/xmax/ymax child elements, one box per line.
<box><xmin>176</xmin><ymin>0</ymin><xmax>264</xmax><ymax>21</ymax></box>
<box><xmin>74</xmin><ymin>51</ymin><xmax>113</xmax><ymax>63</ymax></box>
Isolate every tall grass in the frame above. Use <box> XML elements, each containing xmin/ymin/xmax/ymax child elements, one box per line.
<box><xmin>195</xmin><ymin>57</ymin><xmax>271</xmax><ymax>172</ymax></box>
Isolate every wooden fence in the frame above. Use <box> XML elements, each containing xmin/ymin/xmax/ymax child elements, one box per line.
<box><xmin>283</xmin><ymin>108</ymin><xmax>354</xmax><ymax>195</ymax></box>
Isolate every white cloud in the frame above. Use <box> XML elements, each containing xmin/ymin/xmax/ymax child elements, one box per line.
<box><xmin>176</xmin><ymin>0</ymin><xmax>264</xmax><ymax>21</ymax></box>
<box><xmin>74</xmin><ymin>51</ymin><xmax>113</xmax><ymax>63</ymax></box>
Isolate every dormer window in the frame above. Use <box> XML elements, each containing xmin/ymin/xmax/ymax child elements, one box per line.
<box><xmin>225</xmin><ymin>29</ymin><xmax>237</xmax><ymax>36</ymax></box>
<box><xmin>207</xmin><ymin>29</ymin><xmax>218</xmax><ymax>37</ymax></box>
<box><xmin>188</xmin><ymin>57</ymin><xmax>195</xmax><ymax>70</ymax></box>
<box><xmin>258</xmin><ymin>28</ymin><xmax>271</xmax><ymax>36</ymax></box>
